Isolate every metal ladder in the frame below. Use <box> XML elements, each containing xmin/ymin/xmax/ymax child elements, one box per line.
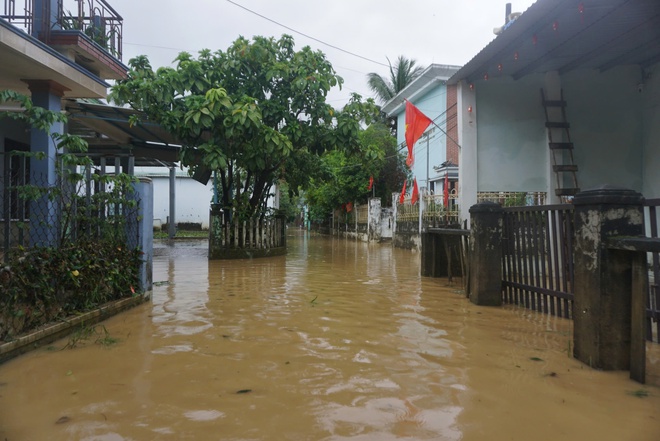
<box><xmin>541</xmin><ymin>89</ymin><xmax>579</xmax><ymax>201</ymax></box>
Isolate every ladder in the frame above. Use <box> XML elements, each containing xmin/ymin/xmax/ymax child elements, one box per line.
<box><xmin>541</xmin><ymin>89</ymin><xmax>579</xmax><ymax>201</ymax></box>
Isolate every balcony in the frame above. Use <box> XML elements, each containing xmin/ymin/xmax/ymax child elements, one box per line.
<box><xmin>1</xmin><ymin>0</ymin><xmax>125</xmax><ymax>80</ymax></box>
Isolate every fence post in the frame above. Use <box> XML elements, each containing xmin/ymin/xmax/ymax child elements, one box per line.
<box><xmin>468</xmin><ymin>202</ymin><xmax>503</xmax><ymax>306</ymax></box>
<box><xmin>208</xmin><ymin>204</ymin><xmax>223</xmax><ymax>258</ymax></box>
<box><xmin>572</xmin><ymin>186</ymin><xmax>644</xmax><ymax>370</ymax></box>
<box><xmin>133</xmin><ymin>177</ymin><xmax>153</xmax><ymax>292</ymax></box>
<box><xmin>368</xmin><ymin>198</ymin><xmax>382</xmax><ymax>242</ymax></box>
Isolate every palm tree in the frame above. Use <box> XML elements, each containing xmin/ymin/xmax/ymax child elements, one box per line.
<box><xmin>367</xmin><ymin>56</ymin><xmax>425</xmax><ymax>104</ymax></box>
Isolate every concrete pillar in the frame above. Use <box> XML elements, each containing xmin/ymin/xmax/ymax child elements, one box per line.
<box><xmin>208</xmin><ymin>204</ymin><xmax>224</xmax><ymax>259</ymax></box>
<box><xmin>133</xmin><ymin>178</ymin><xmax>153</xmax><ymax>292</ymax></box>
<box><xmin>391</xmin><ymin>192</ymin><xmax>398</xmax><ymax>241</ymax></box>
<box><xmin>368</xmin><ymin>197</ymin><xmax>381</xmax><ymax>242</ymax></box>
<box><xmin>468</xmin><ymin>202</ymin><xmax>503</xmax><ymax>306</ymax></box>
<box><xmin>26</xmin><ymin>80</ymin><xmax>67</xmax><ymax>247</ymax></box>
<box><xmin>457</xmin><ymin>80</ymin><xmax>477</xmax><ymax>226</ymax></box>
<box><xmin>572</xmin><ymin>186</ymin><xmax>644</xmax><ymax>370</ymax></box>
<box><xmin>168</xmin><ymin>166</ymin><xmax>176</xmax><ymax>239</ymax></box>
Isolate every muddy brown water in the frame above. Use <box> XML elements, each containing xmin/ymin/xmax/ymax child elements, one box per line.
<box><xmin>1</xmin><ymin>233</ymin><xmax>659</xmax><ymax>440</ymax></box>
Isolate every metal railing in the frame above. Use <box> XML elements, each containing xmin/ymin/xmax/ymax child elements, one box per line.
<box><xmin>1</xmin><ymin>0</ymin><xmax>123</xmax><ymax>59</ymax></box>
<box><xmin>423</xmin><ymin>190</ymin><xmax>459</xmax><ymax>227</ymax></box>
<box><xmin>1</xmin><ymin>151</ymin><xmax>139</xmax><ymax>263</ymax></box>
<box><xmin>478</xmin><ymin>191</ymin><xmax>547</xmax><ymax>207</ymax></box>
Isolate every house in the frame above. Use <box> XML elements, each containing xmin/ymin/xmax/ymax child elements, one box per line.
<box><xmin>0</xmin><ymin>1</ymin><xmax>185</xmax><ymax>288</ymax></box>
<box><xmin>381</xmin><ymin>64</ymin><xmax>461</xmax><ymax>196</ymax></box>
<box><xmin>0</xmin><ymin>0</ymin><xmax>129</xmax><ymax>246</ymax></box>
<box><xmin>448</xmin><ymin>0</ymin><xmax>660</xmax><ymax>223</ymax></box>
<box><xmin>135</xmin><ymin>167</ymin><xmax>214</xmax><ymax>231</ymax></box>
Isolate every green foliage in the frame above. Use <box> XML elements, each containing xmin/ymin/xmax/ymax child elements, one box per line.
<box><xmin>0</xmin><ymin>90</ymin><xmax>142</xmax><ymax>341</ymax></box>
<box><xmin>0</xmin><ymin>239</ymin><xmax>141</xmax><ymax>340</ymax></box>
<box><xmin>304</xmin><ymin>122</ymin><xmax>404</xmax><ymax>221</ymax></box>
<box><xmin>0</xmin><ymin>90</ymin><xmax>67</xmax><ymax>130</ymax></box>
<box><xmin>110</xmin><ymin>35</ymin><xmax>379</xmax><ymax>221</ymax></box>
<box><xmin>277</xmin><ymin>180</ymin><xmax>302</xmax><ymax>223</ymax></box>
<box><xmin>367</xmin><ymin>56</ymin><xmax>425</xmax><ymax>104</ymax></box>
<box><xmin>503</xmin><ymin>192</ymin><xmax>528</xmax><ymax>207</ymax></box>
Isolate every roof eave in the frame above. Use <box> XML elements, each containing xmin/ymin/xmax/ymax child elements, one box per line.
<box><xmin>382</xmin><ymin>64</ymin><xmax>461</xmax><ymax>116</ymax></box>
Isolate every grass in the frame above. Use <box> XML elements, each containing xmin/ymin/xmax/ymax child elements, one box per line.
<box><xmin>154</xmin><ymin>230</ymin><xmax>209</xmax><ymax>239</ymax></box>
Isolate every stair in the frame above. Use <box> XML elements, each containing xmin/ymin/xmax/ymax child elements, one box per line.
<box><xmin>541</xmin><ymin>89</ymin><xmax>579</xmax><ymax>200</ymax></box>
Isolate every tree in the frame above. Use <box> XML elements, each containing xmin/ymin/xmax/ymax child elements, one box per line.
<box><xmin>110</xmin><ymin>35</ymin><xmax>378</xmax><ymax>221</ymax></box>
<box><xmin>367</xmin><ymin>56</ymin><xmax>425</xmax><ymax>104</ymax></box>
<box><xmin>304</xmin><ymin>122</ymin><xmax>406</xmax><ymax>222</ymax></box>
<box><xmin>361</xmin><ymin>123</ymin><xmax>408</xmax><ymax>205</ymax></box>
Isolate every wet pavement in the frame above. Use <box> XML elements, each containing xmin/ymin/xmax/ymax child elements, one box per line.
<box><xmin>0</xmin><ymin>232</ymin><xmax>659</xmax><ymax>440</ymax></box>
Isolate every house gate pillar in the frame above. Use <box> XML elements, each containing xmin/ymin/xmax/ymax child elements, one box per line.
<box><xmin>133</xmin><ymin>177</ymin><xmax>154</xmax><ymax>292</ymax></box>
<box><xmin>368</xmin><ymin>197</ymin><xmax>381</xmax><ymax>242</ymax></box>
<box><xmin>468</xmin><ymin>202</ymin><xmax>503</xmax><ymax>306</ymax></box>
<box><xmin>572</xmin><ymin>186</ymin><xmax>644</xmax><ymax>370</ymax></box>
<box><xmin>25</xmin><ymin>80</ymin><xmax>67</xmax><ymax>247</ymax></box>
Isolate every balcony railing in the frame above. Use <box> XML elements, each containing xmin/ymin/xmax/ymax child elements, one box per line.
<box><xmin>1</xmin><ymin>0</ymin><xmax>123</xmax><ymax>59</ymax></box>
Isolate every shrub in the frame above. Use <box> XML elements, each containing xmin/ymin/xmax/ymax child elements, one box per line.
<box><xmin>0</xmin><ymin>239</ymin><xmax>141</xmax><ymax>340</ymax></box>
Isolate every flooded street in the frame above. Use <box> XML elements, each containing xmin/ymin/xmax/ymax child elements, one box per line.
<box><xmin>0</xmin><ymin>233</ymin><xmax>659</xmax><ymax>440</ymax></box>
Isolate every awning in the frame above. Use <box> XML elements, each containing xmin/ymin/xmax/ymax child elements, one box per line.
<box><xmin>65</xmin><ymin>100</ymin><xmax>182</xmax><ymax>167</ymax></box>
<box><xmin>449</xmin><ymin>0</ymin><xmax>660</xmax><ymax>85</ymax></box>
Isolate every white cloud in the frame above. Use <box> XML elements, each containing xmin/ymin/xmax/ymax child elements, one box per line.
<box><xmin>112</xmin><ymin>0</ymin><xmax>537</xmax><ymax>106</ymax></box>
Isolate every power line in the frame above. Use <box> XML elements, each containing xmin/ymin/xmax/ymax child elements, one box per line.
<box><xmin>225</xmin><ymin>0</ymin><xmax>389</xmax><ymax>68</ymax></box>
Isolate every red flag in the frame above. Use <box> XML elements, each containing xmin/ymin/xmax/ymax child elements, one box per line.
<box><xmin>367</xmin><ymin>175</ymin><xmax>374</xmax><ymax>191</ymax></box>
<box><xmin>411</xmin><ymin>178</ymin><xmax>419</xmax><ymax>205</ymax></box>
<box><xmin>405</xmin><ymin>100</ymin><xmax>432</xmax><ymax>169</ymax></box>
<box><xmin>399</xmin><ymin>179</ymin><xmax>407</xmax><ymax>204</ymax></box>
<box><xmin>346</xmin><ymin>202</ymin><xmax>353</xmax><ymax>212</ymax></box>
<box><xmin>443</xmin><ymin>172</ymin><xmax>449</xmax><ymax>208</ymax></box>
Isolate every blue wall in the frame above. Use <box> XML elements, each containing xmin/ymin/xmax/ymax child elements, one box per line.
<box><xmin>394</xmin><ymin>85</ymin><xmax>449</xmax><ymax>192</ymax></box>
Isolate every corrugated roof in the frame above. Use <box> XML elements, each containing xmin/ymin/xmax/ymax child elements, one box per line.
<box><xmin>449</xmin><ymin>0</ymin><xmax>660</xmax><ymax>85</ymax></box>
<box><xmin>66</xmin><ymin>100</ymin><xmax>182</xmax><ymax>167</ymax></box>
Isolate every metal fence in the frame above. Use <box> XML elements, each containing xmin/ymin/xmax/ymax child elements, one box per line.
<box><xmin>423</xmin><ymin>191</ymin><xmax>459</xmax><ymax>227</ymax></box>
<box><xmin>501</xmin><ymin>201</ymin><xmax>660</xmax><ymax>342</ymax></box>
<box><xmin>478</xmin><ymin>191</ymin><xmax>547</xmax><ymax>207</ymax></box>
<box><xmin>644</xmin><ymin>199</ymin><xmax>660</xmax><ymax>341</ymax></box>
<box><xmin>501</xmin><ymin>204</ymin><xmax>575</xmax><ymax>318</ymax></box>
<box><xmin>1</xmin><ymin>152</ymin><xmax>140</xmax><ymax>263</ymax></box>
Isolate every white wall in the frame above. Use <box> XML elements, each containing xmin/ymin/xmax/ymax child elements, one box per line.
<box><xmin>563</xmin><ymin>65</ymin><xmax>645</xmax><ymax>193</ymax></box>
<box><xmin>457</xmin><ymin>80</ymin><xmax>477</xmax><ymax>224</ymax></box>
<box><xmin>475</xmin><ymin>74</ymin><xmax>548</xmax><ymax>192</ymax></box>
<box><xmin>460</xmin><ymin>62</ymin><xmax>660</xmax><ymax>216</ymax></box>
<box><xmin>149</xmin><ymin>173</ymin><xmax>213</xmax><ymax>229</ymax></box>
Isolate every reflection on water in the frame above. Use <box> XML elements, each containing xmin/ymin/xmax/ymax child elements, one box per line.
<box><xmin>0</xmin><ymin>233</ymin><xmax>659</xmax><ymax>440</ymax></box>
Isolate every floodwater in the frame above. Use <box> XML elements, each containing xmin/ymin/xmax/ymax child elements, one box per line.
<box><xmin>1</xmin><ymin>233</ymin><xmax>659</xmax><ymax>441</ymax></box>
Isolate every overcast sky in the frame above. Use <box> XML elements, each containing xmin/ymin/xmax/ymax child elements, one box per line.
<box><xmin>109</xmin><ymin>0</ymin><xmax>537</xmax><ymax>107</ymax></box>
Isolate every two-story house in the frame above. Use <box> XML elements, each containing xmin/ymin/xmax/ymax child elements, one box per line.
<box><xmin>381</xmin><ymin>64</ymin><xmax>461</xmax><ymax>197</ymax></box>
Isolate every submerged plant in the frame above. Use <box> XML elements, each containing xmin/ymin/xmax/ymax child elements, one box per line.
<box><xmin>62</xmin><ymin>324</ymin><xmax>119</xmax><ymax>349</ymax></box>
<box><xmin>627</xmin><ymin>389</ymin><xmax>650</xmax><ymax>398</ymax></box>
